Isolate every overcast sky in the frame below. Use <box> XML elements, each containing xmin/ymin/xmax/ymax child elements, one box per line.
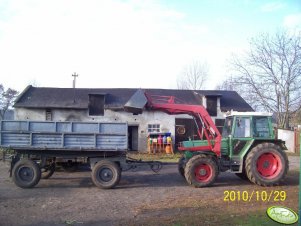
<box><xmin>0</xmin><ymin>0</ymin><xmax>300</xmax><ymax>92</ymax></box>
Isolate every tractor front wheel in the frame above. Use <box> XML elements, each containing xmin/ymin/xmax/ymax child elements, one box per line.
<box><xmin>245</xmin><ymin>143</ymin><xmax>288</xmax><ymax>186</ymax></box>
<box><xmin>178</xmin><ymin>157</ymin><xmax>186</xmax><ymax>178</ymax></box>
<box><xmin>184</xmin><ymin>155</ymin><xmax>218</xmax><ymax>188</ymax></box>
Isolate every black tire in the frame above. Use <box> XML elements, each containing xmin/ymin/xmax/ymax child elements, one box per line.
<box><xmin>91</xmin><ymin>160</ymin><xmax>121</xmax><ymax>189</ymax></box>
<box><xmin>41</xmin><ymin>163</ymin><xmax>55</xmax><ymax>179</ymax></box>
<box><xmin>178</xmin><ymin>157</ymin><xmax>186</xmax><ymax>178</ymax></box>
<box><xmin>245</xmin><ymin>143</ymin><xmax>288</xmax><ymax>186</ymax></box>
<box><xmin>12</xmin><ymin>159</ymin><xmax>41</xmax><ymax>188</ymax></box>
<box><xmin>184</xmin><ymin>155</ymin><xmax>219</xmax><ymax>188</ymax></box>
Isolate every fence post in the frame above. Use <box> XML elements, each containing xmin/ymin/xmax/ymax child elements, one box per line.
<box><xmin>299</xmin><ymin>132</ymin><xmax>301</xmax><ymax>220</ymax></box>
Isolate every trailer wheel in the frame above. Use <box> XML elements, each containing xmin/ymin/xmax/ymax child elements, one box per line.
<box><xmin>185</xmin><ymin>155</ymin><xmax>218</xmax><ymax>188</ymax></box>
<box><xmin>91</xmin><ymin>160</ymin><xmax>121</xmax><ymax>189</ymax></box>
<box><xmin>245</xmin><ymin>143</ymin><xmax>288</xmax><ymax>186</ymax></box>
<box><xmin>178</xmin><ymin>157</ymin><xmax>186</xmax><ymax>178</ymax></box>
<box><xmin>12</xmin><ymin>159</ymin><xmax>41</xmax><ymax>188</ymax></box>
<box><xmin>41</xmin><ymin>163</ymin><xmax>55</xmax><ymax>179</ymax></box>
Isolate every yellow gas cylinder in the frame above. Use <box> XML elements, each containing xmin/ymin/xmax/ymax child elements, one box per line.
<box><xmin>166</xmin><ymin>136</ymin><xmax>172</xmax><ymax>144</ymax></box>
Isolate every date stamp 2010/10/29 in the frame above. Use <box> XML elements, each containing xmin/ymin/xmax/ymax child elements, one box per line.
<box><xmin>223</xmin><ymin>190</ymin><xmax>286</xmax><ymax>202</ymax></box>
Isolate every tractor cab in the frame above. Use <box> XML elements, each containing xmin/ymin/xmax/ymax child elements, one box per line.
<box><xmin>222</xmin><ymin>112</ymin><xmax>274</xmax><ymax>140</ymax></box>
<box><xmin>219</xmin><ymin>112</ymin><xmax>278</xmax><ymax>173</ymax></box>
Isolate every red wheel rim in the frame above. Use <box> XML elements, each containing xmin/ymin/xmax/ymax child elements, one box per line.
<box><xmin>256</xmin><ymin>152</ymin><xmax>282</xmax><ymax>179</ymax></box>
<box><xmin>195</xmin><ymin>164</ymin><xmax>213</xmax><ymax>182</ymax></box>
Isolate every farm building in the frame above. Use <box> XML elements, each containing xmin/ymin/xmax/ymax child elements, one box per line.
<box><xmin>13</xmin><ymin>86</ymin><xmax>253</xmax><ymax>152</ymax></box>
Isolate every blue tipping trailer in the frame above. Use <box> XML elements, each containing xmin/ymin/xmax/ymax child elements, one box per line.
<box><xmin>0</xmin><ymin>120</ymin><xmax>161</xmax><ymax>189</ymax></box>
<box><xmin>0</xmin><ymin>120</ymin><xmax>128</xmax><ymax>151</ymax></box>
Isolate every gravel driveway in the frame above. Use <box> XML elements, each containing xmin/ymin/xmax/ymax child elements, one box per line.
<box><xmin>0</xmin><ymin>156</ymin><xmax>299</xmax><ymax>226</ymax></box>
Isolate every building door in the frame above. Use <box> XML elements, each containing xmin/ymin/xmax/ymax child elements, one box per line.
<box><xmin>128</xmin><ymin>126</ymin><xmax>138</xmax><ymax>151</ymax></box>
<box><xmin>175</xmin><ymin>118</ymin><xmax>198</xmax><ymax>149</ymax></box>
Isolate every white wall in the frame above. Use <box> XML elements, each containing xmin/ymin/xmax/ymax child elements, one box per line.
<box><xmin>277</xmin><ymin>129</ymin><xmax>295</xmax><ymax>152</ymax></box>
<box><xmin>15</xmin><ymin>108</ymin><xmax>45</xmax><ymax>120</ymax></box>
<box><xmin>15</xmin><ymin>107</ymin><xmax>180</xmax><ymax>152</ymax></box>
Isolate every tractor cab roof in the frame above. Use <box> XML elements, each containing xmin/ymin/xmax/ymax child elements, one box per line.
<box><xmin>226</xmin><ymin>111</ymin><xmax>273</xmax><ymax>117</ymax></box>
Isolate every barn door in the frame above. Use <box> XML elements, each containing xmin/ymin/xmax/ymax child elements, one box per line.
<box><xmin>175</xmin><ymin>118</ymin><xmax>198</xmax><ymax>149</ymax></box>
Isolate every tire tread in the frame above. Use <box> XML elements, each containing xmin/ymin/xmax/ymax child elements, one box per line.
<box><xmin>184</xmin><ymin>154</ymin><xmax>218</xmax><ymax>188</ymax></box>
<box><xmin>245</xmin><ymin>143</ymin><xmax>288</xmax><ymax>186</ymax></box>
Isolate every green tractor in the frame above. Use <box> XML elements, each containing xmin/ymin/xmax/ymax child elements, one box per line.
<box><xmin>178</xmin><ymin>112</ymin><xmax>288</xmax><ymax>187</ymax></box>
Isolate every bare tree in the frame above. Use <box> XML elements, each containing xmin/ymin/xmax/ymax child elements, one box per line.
<box><xmin>215</xmin><ymin>75</ymin><xmax>263</xmax><ymax>111</ymax></box>
<box><xmin>216</xmin><ymin>75</ymin><xmax>236</xmax><ymax>91</ymax></box>
<box><xmin>229</xmin><ymin>30</ymin><xmax>301</xmax><ymax>128</ymax></box>
<box><xmin>290</xmin><ymin>108</ymin><xmax>301</xmax><ymax>127</ymax></box>
<box><xmin>0</xmin><ymin>84</ymin><xmax>19</xmax><ymax>120</ymax></box>
<box><xmin>177</xmin><ymin>61</ymin><xmax>209</xmax><ymax>90</ymax></box>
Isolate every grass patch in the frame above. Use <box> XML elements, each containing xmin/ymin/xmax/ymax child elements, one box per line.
<box><xmin>128</xmin><ymin>150</ymin><xmax>300</xmax><ymax>163</ymax></box>
<box><xmin>127</xmin><ymin>152</ymin><xmax>182</xmax><ymax>163</ymax></box>
<box><xmin>233</xmin><ymin>212</ymin><xmax>295</xmax><ymax>226</ymax></box>
<box><xmin>131</xmin><ymin>206</ymin><xmax>299</xmax><ymax>226</ymax></box>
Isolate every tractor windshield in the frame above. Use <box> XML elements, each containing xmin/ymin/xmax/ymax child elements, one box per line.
<box><xmin>222</xmin><ymin>117</ymin><xmax>233</xmax><ymax>137</ymax></box>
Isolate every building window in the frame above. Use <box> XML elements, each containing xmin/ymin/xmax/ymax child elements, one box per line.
<box><xmin>89</xmin><ymin>94</ymin><xmax>105</xmax><ymax>116</ymax></box>
<box><xmin>46</xmin><ymin>109</ymin><xmax>52</xmax><ymax>121</ymax></box>
<box><xmin>148</xmin><ymin>124</ymin><xmax>160</xmax><ymax>133</ymax></box>
<box><xmin>206</xmin><ymin>96</ymin><xmax>217</xmax><ymax>116</ymax></box>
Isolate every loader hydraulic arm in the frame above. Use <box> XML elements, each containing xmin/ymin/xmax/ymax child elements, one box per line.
<box><xmin>146</xmin><ymin>94</ymin><xmax>222</xmax><ymax>157</ymax></box>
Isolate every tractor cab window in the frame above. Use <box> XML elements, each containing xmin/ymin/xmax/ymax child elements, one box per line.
<box><xmin>234</xmin><ymin>117</ymin><xmax>251</xmax><ymax>138</ymax></box>
<box><xmin>253</xmin><ymin>117</ymin><xmax>271</xmax><ymax>138</ymax></box>
<box><xmin>222</xmin><ymin>117</ymin><xmax>233</xmax><ymax>137</ymax></box>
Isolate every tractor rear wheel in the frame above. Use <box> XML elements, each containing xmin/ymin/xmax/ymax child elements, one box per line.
<box><xmin>178</xmin><ymin>157</ymin><xmax>186</xmax><ymax>178</ymax></box>
<box><xmin>245</xmin><ymin>143</ymin><xmax>288</xmax><ymax>186</ymax></box>
<box><xmin>184</xmin><ymin>155</ymin><xmax>218</xmax><ymax>187</ymax></box>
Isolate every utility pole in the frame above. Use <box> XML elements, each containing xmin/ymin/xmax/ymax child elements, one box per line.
<box><xmin>72</xmin><ymin>72</ymin><xmax>78</xmax><ymax>103</ymax></box>
<box><xmin>72</xmin><ymin>72</ymin><xmax>78</xmax><ymax>88</ymax></box>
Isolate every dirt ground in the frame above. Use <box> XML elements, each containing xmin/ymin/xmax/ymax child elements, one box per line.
<box><xmin>0</xmin><ymin>156</ymin><xmax>299</xmax><ymax>226</ymax></box>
